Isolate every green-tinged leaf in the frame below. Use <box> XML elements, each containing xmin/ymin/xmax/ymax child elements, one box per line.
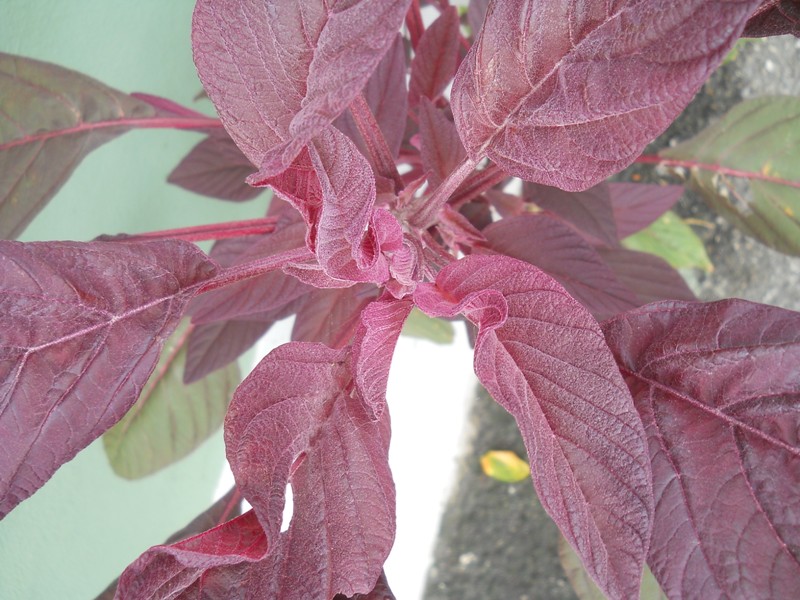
<box><xmin>0</xmin><ymin>53</ymin><xmax>157</xmax><ymax>238</ymax></box>
<box><xmin>660</xmin><ymin>96</ymin><xmax>800</xmax><ymax>255</ymax></box>
<box><xmin>102</xmin><ymin>320</ymin><xmax>238</xmax><ymax>479</ymax></box>
<box><xmin>479</xmin><ymin>450</ymin><xmax>530</xmax><ymax>483</ymax></box>
<box><xmin>558</xmin><ymin>535</ymin><xmax>667</xmax><ymax>600</ymax></box>
<box><xmin>400</xmin><ymin>307</ymin><xmax>455</xmax><ymax>344</ymax></box>
<box><xmin>622</xmin><ymin>210</ymin><xmax>713</xmax><ymax>272</ymax></box>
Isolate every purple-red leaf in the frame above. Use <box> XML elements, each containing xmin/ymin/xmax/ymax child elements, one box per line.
<box><xmin>225</xmin><ymin>343</ymin><xmax>395</xmax><ymax>598</ymax></box>
<box><xmin>184</xmin><ymin>318</ymin><xmax>272</xmax><ymax>383</ymax></box>
<box><xmin>409</xmin><ymin>6</ymin><xmax>461</xmax><ymax>107</ymax></box>
<box><xmin>483</xmin><ymin>214</ymin><xmax>638</xmax><ymax>320</ymax></box>
<box><xmin>596</xmin><ymin>247</ymin><xmax>696</xmax><ymax>305</ymax></box>
<box><xmin>333</xmin><ymin>571</ymin><xmax>395</xmax><ymax>600</ymax></box>
<box><xmin>0</xmin><ymin>240</ymin><xmax>217</xmax><ymax>518</ymax></box>
<box><xmin>602</xmin><ymin>300</ymin><xmax>800</xmax><ymax>599</ymax></box>
<box><xmin>308</xmin><ymin>126</ymin><xmax>401</xmax><ymax>283</ymax></box>
<box><xmin>334</xmin><ymin>34</ymin><xmax>408</xmax><ymax>161</ymax></box>
<box><xmin>97</xmin><ymin>487</ymin><xmax>243</xmax><ymax>599</ymax></box>
<box><xmin>413</xmin><ymin>254</ymin><xmax>653</xmax><ymax>600</ymax></box>
<box><xmin>524</xmin><ymin>182</ymin><xmax>618</xmax><ymax>246</ymax></box>
<box><xmin>743</xmin><ymin>0</ymin><xmax>800</xmax><ymax>37</ymax></box>
<box><xmin>192</xmin><ymin>0</ymin><xmax>410</xmax><ymax>178</ymax></box>
<box><xmin>451</xmin><ymin>0</ymin><xmax>761</xmax><ymax>191</ymax></box>
<box><xmin>116</xmin><ymin>509</ymin><xmax>269</xmax><ymax>599</ymax></box>
<box><xmin>608</xmin><ymin>183</ymin><xmax>684</xmax><ymax>240</ymax></box>
<box><xmin>350</xmin><ymin>296</ymin><xmax>414</xmax><ymax>420</ymax></box>
<box><xmin>291</xmin><ymin>284</ymin><xmax>378</xmax><ymax>347</ymax></box>
<box><xmin>418</xmin><ymin>97</ymin><xmax>467</xmax><ymax>189</ymax></box>
<box><xmin>168</xmin><ymin>130</ymin><xmax>261</xmax><ymax>201</ymax></box>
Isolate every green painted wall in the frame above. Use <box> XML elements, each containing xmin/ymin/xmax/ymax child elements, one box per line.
<box><xmin>0</xmin><ymin>3</ymin><xmax>264</xmax><ymax>598</ymax></box>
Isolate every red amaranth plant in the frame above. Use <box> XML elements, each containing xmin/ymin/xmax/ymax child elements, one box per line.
<box><xmin>1</xmin><ymin>1</ymin><xmax>800</xmax><ymax>599</ymax></box>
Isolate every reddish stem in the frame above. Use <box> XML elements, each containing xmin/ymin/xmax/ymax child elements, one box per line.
<box><xmin>114</xmin><ymin>218</ymin><xmax>278</xmax><ymax>243</ymax></box>
<box><xmin>635</xmin><ymin>154</ymin><xmax>800</xmax><ymax>190</ymax></box>
<box><xmin>449</xmin><ymin>163</ymin><xmax>508</xmax><ymax>208</ymax></box>
<box><xmin>409</xmin><ymin>155</ymin><xmax>479</xmax><ymax>229</ymax></box>
<box><xmin>198</xmin><ymin>246</ymin><xmax>314</xmax><ymax>294</ymax></box>
<box><xmin>0</xmin><ymin>116</ymin><xmax>223</xmax><ymax>152</ymax></box>
<box><xmin>349</xmin><ymin>94</ymin><xmax>405</xmax><ymax>192</ymax></box>
<box><xmin>405</xmin><ymin>0</ymin><xmax>425</xmax><ymax>49</ymax></box>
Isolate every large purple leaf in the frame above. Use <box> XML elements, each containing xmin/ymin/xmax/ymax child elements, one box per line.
<box><xmin>413</xmin><ymin>254</ymin><xmax>653</xmax><ymax>599</ymax></box>
<box><xmin>450</xmin><ymin>0</ymin><xmax>761</xmax><ymax>191</ymax></box>
<box><xmin>192</xmin><ymin>0</ymin><xmax>410</xmax><ymax>178</ymax></box>
<box><xmin>225</xmin><ymin>342</ymin><xmax>395</xmax><ymax>598</ymax></box>
<box><xmin>602</xmin><ymin>300</ymin><xmax>800</xmax><ymax>599</ymax></box>
<box><xmin>0</xmin><ymin>54</ymin><xmax>151</xmax><ymax>238</ymax></box>
<box><xmin>524</xmin><ymin>182</ymin><xmax>618</xmax><ymax>246</ymax></box>
<box><xmin>483</xmin><ymin>214</ymin><xmax>639</xmax><ymax>320</ymax></box>
<box><xmin>334</xmin><ymin>34</ymin><xmax>408</xmax><ymax>160</ymax></box>
<box><xmin>168</xmin><ymin>130</ymin><xmax>261</xmax><ymax>201</ymax></box>
<box><xmin>409</xmin><ymin>6</ymin><xmax>460</xmax><ymax>107</ymax></box>
<box><xmin>0</xmin><ymin>240</ymin><xmax>217</xmax><ymax>518</ymax></box>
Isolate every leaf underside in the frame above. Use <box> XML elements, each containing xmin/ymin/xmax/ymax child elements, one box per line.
<box><xmin>0</xmin><ymin>240</ymin><xmax>217</xmax><ymax>517</ymax></box>
<box><xmin>603</xmin><ymin>300</ymin><xmax>800</xmax><ymax>599</ymax></box>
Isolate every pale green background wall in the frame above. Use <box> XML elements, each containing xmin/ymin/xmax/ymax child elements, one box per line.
<box><xmin>0</xmin><ymin>2</ymin><xmax>267</xmax><ymax>598</ymax></box>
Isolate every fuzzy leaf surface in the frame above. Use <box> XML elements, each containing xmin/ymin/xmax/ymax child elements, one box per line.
<box><xmin>451</xmin><ymin>0</ymin><xmax>760</xmax><ymax>191</ymax></box>
<box><xmin>483</xmin><ymin>214</ymin><xmax>638</xmax><ymax>320</ymax></box>
<box><xmin>102</xmin><ymin>320</ymin><xmax>239</xmax><ymax>479</ymax></box>
<box><xmin>0</xmin><ymin>240</ymin><xmax>217</xmax><ymax>517</ymax></box>
<box><xmin>192</xmin><ymin>0</ymin><xmax>410</xmax><ymax>176</ymax></box>
<box><xmin>413</xmin><ymin>254</ymin><xmax>653</xmax><ymax>599</ymax></box>
<box><xmin>0</xmin><ymin>53</ymin><xmax>153</xmax><ymax>238</ymax></box>
<box><xmin>602</xmin><ymin>300</ymin><xmax>800</xmax><ymax>599</ymax></box>
<box><xmin>660</xmin><ymin>96</ymin><xmax>800</xmax><ymax>255</ymax></box>
<box><xmin>168</xmin><ymin>130</ymin><xmax>261</xmax><ymax>201</ymax></box>
<box><xmin>225</xmin><ymin>343</ymin><xmax>395</xmax><ymax>599</ymax></box>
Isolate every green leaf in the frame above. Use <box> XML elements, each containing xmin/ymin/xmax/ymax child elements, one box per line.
<box><xmin>102</xmin><ymin>320</ymin><xmax>238</xmax><ymax>479</ymax></box>
<box><xmin>558</xmin><ymin>535</ymin><xmax>667</xmax><ymax>600</ymax></box>
<box><xmin>0</xmin><ymin>53</ymin><xmax>158</xmax><ymax>239</ymax></box>
<box><xmin>400</xmin><ymin>307</ymin><xmax>455</xmax><ymax>344</ymax></box>
<box><xmin>622</xmin><ymin>210</ymin><xmax>713</xmax><ymax>272</ymax></box>
<box><xmin>660</xmin><ymin>96</ymin><xmax>800</xmax><ymax>256</ymax></box>
<box><xmin>479</xmin><ymin>450</ymin><xmax>530</xmax><ymax>483</ymax></box>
